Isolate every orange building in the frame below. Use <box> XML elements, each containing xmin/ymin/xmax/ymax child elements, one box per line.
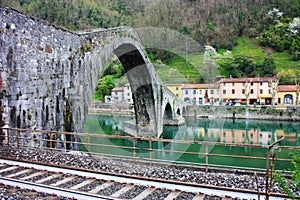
<box><xmin>219</xmin><ymin>77</ymin><xmax>277</xmax><ymax>105</ymax></box>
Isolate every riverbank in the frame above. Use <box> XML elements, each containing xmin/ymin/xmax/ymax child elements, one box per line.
<box><xmin>88</xmin><ymin>102</ymin><xmax>300</xmax><ymax>122</ymax></box>
<box><xmin>186</xmin><ymin>105</ymin><xmax>300</xmax><ymax>122</ymax></box>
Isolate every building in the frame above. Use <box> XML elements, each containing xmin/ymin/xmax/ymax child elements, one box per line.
<box><xmin>219</xmin><ymin>77</ymin><xmax>277</xmax><ymax>105</ymax></box>
<box><xmin>110</xmin><ymin>83</ymin><xmax>133</xmax><ymax>104</ymax></box>
<box><xmin>111</xmin><ymin>87</ymin><xmax>124</xmax><ymax>103</ymax></box>
<box><xmin>181</xmin><ymin>83</ymin><xmax>220</xmax><ymax>105</ymax></box>
<box><xmin>165</xmin><ymin>84</ymin><xmax>183</xmax><ymax>99</ymax></box>
<box><xmin>278</xmin><ymin>85</ymin><xmax>298</xmax><ymax>105</ymax></box>
<box><xmin>123</xmin><ymin>83</ymin><xmax>133</xmax><ymax>104</ymax></box>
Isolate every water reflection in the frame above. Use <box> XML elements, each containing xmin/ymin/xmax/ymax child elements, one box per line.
<box><xmin>83</xmin><ymin>114</ymin><xmax>299</xmax><ymax>169</ymax></box>
<box><xmin>178</xmin><ymin>118</ymin><xmax>300</xmax><ymax>146</ymax></box>
<box><xmin>84</xmin><ymin>114</ymin><xmax>300</xmax><ymax>147</ymax></box>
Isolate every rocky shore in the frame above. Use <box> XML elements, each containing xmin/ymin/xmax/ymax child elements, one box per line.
<box><xmin>0</xmin><ymin>146</ymin><xmax>297</xmax><ymax>198</ymax></box>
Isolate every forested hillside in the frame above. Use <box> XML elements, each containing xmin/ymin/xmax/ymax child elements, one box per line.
<box><xmin>1</xmin><ymin>0</ymin><xmax>300</xmax><ymax>99</ymax></box>
<box><xmin>1</xmin><ymin>0</ymin><xmax>299</xmax><ymax>49</ymax></box>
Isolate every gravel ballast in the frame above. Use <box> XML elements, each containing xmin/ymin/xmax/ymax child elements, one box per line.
<box><xmin>0</xmin><ymin>146</ymin><xmax>297</xmax><ymax>198</ymax></box>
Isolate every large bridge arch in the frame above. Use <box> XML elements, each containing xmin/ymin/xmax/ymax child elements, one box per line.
<box><xmin>73</xmin><ymin>34</ymin><xmax>163</xmax><ymax>138</ymax></box>
<box><xmin>0</xmin><ymin>7</ymin><xmax>184</xmax><ymax>150</ymax></box>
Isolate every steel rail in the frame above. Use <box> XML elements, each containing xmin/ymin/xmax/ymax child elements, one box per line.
<box><xmin>0</xmin><ymin>157</ymin><xmax>289</xmax><ymax>199</ymax></box>
<box><xmin>0</xmin><ymin>176</ymin><xmax>116</xmax><ymax>200</ymax></box>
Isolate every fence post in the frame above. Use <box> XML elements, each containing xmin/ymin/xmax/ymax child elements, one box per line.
<box><xmin>149</xmin><ymin>140</ymin><xmax>152</xmax><ymax>166</ymax></box>
<box><xmin>88</xmin><ymin>134</ymin><xmax>91</xmax><ymax>153</ymax></box>
<box><xmin>265</xmin><ymin>137</ymin><xmax>284</xmax><ymax>200</ymax></box>
<box><xmin>133</xmin><ymin>139</ymin><xmax>136</xmax><ymax>161</ymax></box>
<box><xmin>49</xmin><ymin>132</ymin><xmax>53</xmax><ymax>150</ymax></box>
<box><xmin>7</xmin><ymin>128</ymin><xmax>10</xmax><ymax>146</ymax></box>
<box><xmin>205</xmin><ymin>144</ymin><xmax>209</xmax><ymax>173</ymax></box>
<box><xmin>17</xmin><ymin>129</ymin><xmax>20</xmax><ymax>149</ymax></box>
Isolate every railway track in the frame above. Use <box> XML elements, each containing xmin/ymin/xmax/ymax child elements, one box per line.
<box><xmin>0</xmin><ymin>158</ymin><xmax>287</xmax><ymax>200</ymax></box>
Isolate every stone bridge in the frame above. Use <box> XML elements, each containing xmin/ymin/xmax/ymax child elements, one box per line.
<box><xmin>0</xmin><ymin>7</ymin><xmax>184</xmax><ymax>150</ymax></box>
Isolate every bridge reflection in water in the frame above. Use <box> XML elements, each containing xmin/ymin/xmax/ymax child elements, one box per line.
<box><xmin>82</xmin><ymin>114</ymin><xmax>300</xmax><ymax>171</ymax></box>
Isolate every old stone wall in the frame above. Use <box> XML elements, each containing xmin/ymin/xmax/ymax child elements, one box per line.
<box><xmin>0</xmin><ymin>7</ymin><xmax>81</xmax><ymax>149</ymax></box>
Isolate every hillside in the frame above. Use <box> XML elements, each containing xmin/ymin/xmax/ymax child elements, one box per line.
<box><xmin>1</xmin><ymin>0</ymin><xmax>300</xmax><ymax>99</ymax></box>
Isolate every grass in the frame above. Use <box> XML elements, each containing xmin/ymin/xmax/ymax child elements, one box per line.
<box><xmin>97</xmin><ymin>37</ymin><xmax>300</xmax><ymax>89</ymax></box>
<box><xmin>231</xmin><ymin>37</ymin><xmax>300</xmax><ymax>73</ymax></box>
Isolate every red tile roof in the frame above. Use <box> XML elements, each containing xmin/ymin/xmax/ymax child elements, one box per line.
<box><xmin>182</xmin><ymin>83</ymin><xmax>220</xmax><ymax>89</ymax></box>
<box><xmin>111</xmin><ymin>87</ymin><xmax>124</xmax><ymax>91</ymax></box>
<box><xmin>220</xmin><ymin>77</ymin><xmax>277</xmax><ymax>83</ymax></box>
<box><xmin>278</xmin><ymin>85</ymin><xmax>297</xmax><ymax>92</ymax></box>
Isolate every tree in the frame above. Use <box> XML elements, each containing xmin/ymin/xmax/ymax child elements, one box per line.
<box><xmin>202</xmin><ymin>45</ymin><xmax>220</xmax><ymax>83</ymax></box>
<box><xmin>295</xmin><ymin>76</ymin><xmax>300</xmax><ymax>105</ymax></box>
<box><xmin>277</xmin><ymin>69</ymin><xmax>297</xmax><ymax>85</ymax></box>
<box><xmin>244</xmin><ymin>81</ymin><xmax>251</xmax><ymax>106</ymax></box>
<box><xmin>268</xmin><ymin>79</ymin><xmax>279</xmax><ymax>106</ymax></box>
<box><xmin>261</xmin><ymin>53</ymin><xmax>276</xmax><ymax>77</ymax></box>
<box><xmin>94</xmin><ymin>75</ymin><xmax>115</xmax><ymax>101</ymax></box>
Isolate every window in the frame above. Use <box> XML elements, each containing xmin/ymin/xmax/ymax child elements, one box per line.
<box><xmin>260</xmin><ymin>89</ymin><xmax>263</xmax><ymax>94</ymax></box>
<box><xmin>211</xmin><ymin>90</ymin><xmax>214</xmax><ymax>94</ymax></box>
<box><xmin>251</xmin><ymin>89</ymin><xmax>254</xmax><ymax>94</ymax></box>
<box><xmin>115</xmin><ymin>92</ymin><xmax>118</xmax><ymax>95</ymax></box>
<box><xmin>176</xmin><ymin>87</ymin><xmax>178</xmax><ymax>90</ymax></box>
<box><xmin>193</xmin><ymin>89</ymin><xmax>196</xmax><ymax>94</ymax></box>
<box><xmin>185</xmin><ymin>90</ymin><xmax>188</xmax><ymax>95</ymax></box>
<box><xmin>199</xmin><ymin>90</ymin><xmax>202</xmax><ymax>95</ymax></box>
<box><xmin>260</xmin><ymin>82</ymin><xmax>263</xmax><ymax>86</ymax></box>
<box><xmin>232</xmin><ymin>83</ymin><xmax>235</xmax><ymax>86</ymax></box>
<box><xmin>232</xmin><ymin>89</ymin><xmax>235</xmax><ymax>94</ymax></box>
<box><xmin>243</xmin><ymin>82</ymin><xmax>245</xmax><ymax>86</ymax></box>
<box><xmin>251</xmin><ymin>82</ymin><xmax>253</xmax><ymax>86</ymax></box>
<box><xmin>242</xmin><ymin>89</ymin><xmax>245</xmax><ymax>94</ymax></box>
<box><xmin>199</xmin><ymin>98</ymin><xmax>203</xmax><ymax>105</ymax></box>
<box><xmin>216</xmin><ymin>90</ymin><xmax>219</xmax><ymax>94</ymax></box>
<box><xmin>176</xmin><ymin>94</ymin><xmax>178</xmax><ymax>97</ymax></box>
<box><xmin>223</xmin><ymin>90</ymin><xmax>226</xmax><ymax>94</ymax></box>
<box><xmin>268</xmin><ymin>89</ymin><xmax>271</xmax><ymax>94</ymax></box>
<box><xmin>184</xmin><ymin>97</ymin><xmax>190</xmax><ymax>103</ymax></box>
<box><xmin>127</xmin><ymin>93</ymin><xmax>130</xmax><ymax>96</ymax></box>
<box><xmin>223</xmin><ymin>83</ymin><xmax>226</xmax><ymax>86</ymax></box>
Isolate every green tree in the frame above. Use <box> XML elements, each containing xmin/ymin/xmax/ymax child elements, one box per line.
<box><xmin>261</xmin><ymin>54</ymin><xmax>276</xmax><ymax>77</ymax></box>
<box><xmin>94</xmin><ymin>75</ymin><xmax>115</xmax><ymax>101</ymax></box>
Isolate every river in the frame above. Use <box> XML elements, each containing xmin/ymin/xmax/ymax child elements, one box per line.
<box><xmin>82</xmin><ymin>114</ymin><xmax>300</xmax><ymax>170</ymax></box>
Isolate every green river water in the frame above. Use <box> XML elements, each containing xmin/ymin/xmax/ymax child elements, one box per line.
<box><xmin>82</xmin><ymin>114</ymin><xmax>300</xmax><ymax>171</ymax></box>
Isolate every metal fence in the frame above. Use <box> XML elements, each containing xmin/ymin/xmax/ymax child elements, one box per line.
<box><xmin>1</xmin><ymin>127</ymin><xmax>299</xmax><ymax>173</ymax></box>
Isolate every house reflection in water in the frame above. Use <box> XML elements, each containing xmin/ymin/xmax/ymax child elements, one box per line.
<box><xmin>196</xmin><ymin>127</ymin><xmax>297</xmax><ymax>146</ymax></box>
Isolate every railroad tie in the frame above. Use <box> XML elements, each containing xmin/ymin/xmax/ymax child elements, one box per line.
<box><xmin>35</xmin><ymin>174</ymin><xmax>62</xmax><ymax>184</ymax></box>
<box><xmin>132</xmin><ymin>187</ymin><xmax>156</xmax><ymax>200</ymax></box>
<box><xmin>69</xmin><ymin>179</ymin><xmax>96</xmax><ymax>190</ymax></box>
<box><xmin>5</xmin><ymin>169</ymin><xmax>33</xmax><ymax>178</ymax></box>
<box><xmin>164</xmin><ymin>190</ymin><xmax>181</xmax><ymax>200</ymax></box>
<box><xmin>89</xmin><ymin>181</ymin><xmax>114</xmax><ymax>194</ymax></box>
<box><xmin>0</xmin><ymin>166</ymin><xmax>19</xmax><ymax>174</ymax></box>
<box><xmin>193</xmin><ymin>193</ymin><xmax>205</xmax><ymax>200</ymax></box>
<box><xmin>110</xmin><ymin>184</ymin><xmax>135</xmax><ymax>198</ymax></box>
<box><xmin>50</xmin><ymin>176</ymin><xmax>77</xmax><ymax>187</ymax></box>
<box><xmin>20</xmin><ymin>171</ymin><xmax>47</xmax><ymax>181</ymax></box>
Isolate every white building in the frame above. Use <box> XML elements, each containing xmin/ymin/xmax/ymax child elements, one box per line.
<box><xmin>110</xmin><ymin>83</ymin><xmax>133</xmax><ymax>104</ymax></box>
